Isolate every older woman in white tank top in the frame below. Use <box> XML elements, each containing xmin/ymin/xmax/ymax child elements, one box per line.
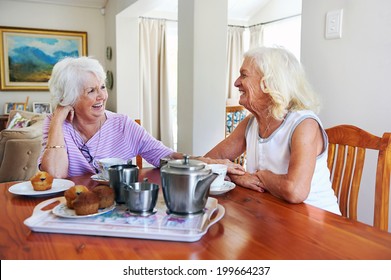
<box><xmin>205</xmin><ymin>47</ymin><xmax>340</xmax><ymax>215</ymax></box>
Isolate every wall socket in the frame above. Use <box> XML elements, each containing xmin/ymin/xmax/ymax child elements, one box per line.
<box><xmin>325</xmin><ymin>9</ymin><xmax>343</xmax><ymax>39</ymax></box>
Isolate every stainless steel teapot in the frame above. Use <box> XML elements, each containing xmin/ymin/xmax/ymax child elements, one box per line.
<box><xmin>160</xmin><ymin>155</ymin><xmax>218</xmax><ymax>215</ymax></box>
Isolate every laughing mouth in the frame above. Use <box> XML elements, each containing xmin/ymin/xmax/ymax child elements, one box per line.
<box><xmin>92</xmin><ymin>103</ymin><xmax>103</xmax><ymax>109</ymax></box>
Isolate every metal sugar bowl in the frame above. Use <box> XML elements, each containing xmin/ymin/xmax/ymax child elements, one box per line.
<box><xmin>160</xmin><ymin>155</ymin><xmax>218</xmax><ymax>215</ymax></box>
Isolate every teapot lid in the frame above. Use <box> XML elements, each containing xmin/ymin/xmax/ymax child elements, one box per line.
<box><xmin>167</xmin><ymin>155</ymin><xmax>207</xmax><ymax>171</ymax></box>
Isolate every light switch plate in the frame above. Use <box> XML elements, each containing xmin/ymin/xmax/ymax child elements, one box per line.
<box><xmin>325</xmin><ymin>9</ymin><xmax>343</xmax><ymax>39</ymax></box>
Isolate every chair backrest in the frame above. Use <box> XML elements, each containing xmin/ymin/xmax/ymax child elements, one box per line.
<box><xmin>226</xmin><ymin>105</ymin><xmax>247</xmax><ymax>166</ymax></box>
<box><xmin>134</xmin><ymin>119</ymin><xmax>143</xmax><ymax>169</ymax></box>
<box><xmin>325</xmin><ymin>124</ymin><xmax>391</xmax><ymax>231</ymax></box>
<box><xmin>225</xmin><ymin>105</ymin><xmax>247</xmax><ymax>137</ymax></box>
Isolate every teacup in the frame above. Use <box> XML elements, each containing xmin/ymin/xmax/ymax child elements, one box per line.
<box><xmin>95</xmin><ymin>157</ymin><xmax>127</xmax><ymax>180</ymax></box>
<box><xmin>208</xmin><ymin>164</ymin><xmax>228</xmax><ymax>188</ymax></box>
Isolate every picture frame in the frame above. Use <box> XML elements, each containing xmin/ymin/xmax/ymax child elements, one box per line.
<box><xmin>14</xmin><ymin>102</ymin><xmax>26</xmax><ymax>111</ymax></box>
<box><xmin>0</xmin><ymin>26</ymin><xmax>87</xmax><ymax>91</ymax></box>
<box><xmin>4</xmin><ymin>102</ymin><xmax>15</xmax><ymax>114</ymax></box>
<box><xmin>33</xmin><ymin>102</ymin><xmax>52</xmax><ymax>114</ymax></box>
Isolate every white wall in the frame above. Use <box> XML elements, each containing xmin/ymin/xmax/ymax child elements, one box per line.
<box><xmin>0</xmin><ymin>0</ymin><xmax>105</xmax><ymax>111</ymax></box>
<box><xmin>103</xmin><ymin>0</ymin><xmax>140</xmax><ymax>116</ymax></box>
<box><xmin>176</xmin><ymin>0</ymin><xmax>228</xmax><ymax>155</ymax></box>
<box><xmin>249</xmin><ymin>0</ymin><xmax>302</xmax><ymax>25</ymax></box>
<box><xmin>108</xmin><ymin>0</ymin><xmax>229</xmax><ymax>155</ymax></box>
<box><xmin>301</xmin><ymin>0</ymin><xmax>391</xmax><ymax>230</ymax></box>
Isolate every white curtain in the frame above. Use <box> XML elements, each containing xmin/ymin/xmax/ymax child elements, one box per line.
<box><xmin>249</xmin><ymin>24</ymin><xmax>264</xmax><ymax>49</ymax></box>
<box><xmin>226</xmin><ymin>26</ymin><xmax>245</xmax><ymax>101</ymax></box>
<box><xmin>139</xmin><ymin>18</ymin><xmax>174</xmax><ymax>148</ymax></box>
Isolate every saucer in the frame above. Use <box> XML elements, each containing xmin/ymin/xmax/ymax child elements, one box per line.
<box><xmin>209</xmin><ymin>181</ymin><xmax>236</xmax><ymax>195</ymax></box>
<box><xmin>91</xmin><ymin>174</ymin><xmax>109</xmax><ymax>184</ymax></box>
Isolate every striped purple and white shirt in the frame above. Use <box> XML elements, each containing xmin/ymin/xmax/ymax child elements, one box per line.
<box><xmin>38</xmin><ymin>110</ymin><xmax>173</xmax><ymax>177</ymax></box>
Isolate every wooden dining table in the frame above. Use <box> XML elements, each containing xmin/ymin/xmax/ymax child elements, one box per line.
<box><xmin>1</xmin><ymin>167</ymin><xmax>391</xmax><ymax>260</ymax></box>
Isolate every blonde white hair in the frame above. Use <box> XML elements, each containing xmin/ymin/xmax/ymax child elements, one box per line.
<box><xmin>48</xmin><ymin>56</ymin><xmax>106</xmax><ymax>107</ymax></box>
<box><xmin>244</xmin><ymin>46</ymin><xmax>320</xmax><ymax>120</ymax></box>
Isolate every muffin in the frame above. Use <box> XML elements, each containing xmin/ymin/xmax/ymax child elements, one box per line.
<box><xmin>30</xmin><ymin>171</ymin><xmax>54</xmax><ymax>191</ymax></box>
<box><xmin>64</xmin><ymin>185</ymin><xmax>89</xmax><ymax>209</ymax></box>
<box><xmin>92</xmin><ymin>185</ymin><xmax>115</xmax><ymax>208</ymax></box>
<box><xmin>72</xmin><ymin>191</ymin><xmax>100</xmax><ymax>215</ymax></box>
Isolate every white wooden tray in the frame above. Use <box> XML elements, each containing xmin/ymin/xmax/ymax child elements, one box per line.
<box><xmin>24</xmin><ymin>196</ymin><xmax>225</xmax><ymax>242</ymax></box>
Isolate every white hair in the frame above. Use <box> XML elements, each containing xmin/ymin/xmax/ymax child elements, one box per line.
<box><xmin>48</xmin><ymin>56</ymin><xmax>106</xmax><ymax>107</ymax></box>
<box><xmin>244</xmin><ymin>46</ymin><xmax>320</xmax><ymax>120</ymax></box>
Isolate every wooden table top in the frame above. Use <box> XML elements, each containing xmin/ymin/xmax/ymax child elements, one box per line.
<box><xmin>1</xmin><ymin>168</ymin><xmax>391</xmax><ymax>260</ymax></box>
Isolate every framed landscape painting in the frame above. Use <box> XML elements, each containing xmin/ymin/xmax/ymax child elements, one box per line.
<box><xmin>0</xmin><ymin>26</ymin><xmax>87</xmax><ymax>91</ymax></box>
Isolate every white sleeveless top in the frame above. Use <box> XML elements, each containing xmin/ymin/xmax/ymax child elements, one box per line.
<box><xmin>245</xmin><ymin>110</ymin><xmax>341</xmax><ymax>215</ymax></box>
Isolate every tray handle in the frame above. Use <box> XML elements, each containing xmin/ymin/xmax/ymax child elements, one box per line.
<box><xmin>202</xmin><ymin>204</ymin><xmax>225</xmax><ymax>232</ymax></box>
<box><xmin>24</xmin><ymin>197</ymin><xmax>64</xmax><ymax>227</ymax></box>
<box><xmin>33</xmin><ymin>197</ymin><xmax>64</xmax><ymax>215</ymax></box>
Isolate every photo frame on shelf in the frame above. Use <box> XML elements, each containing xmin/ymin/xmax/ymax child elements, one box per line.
<box><xmin>14</xmin><ymin>102</ymin><xmax>26</xmax><ymax>111</ymax></box>
<box><xmin>33</xmin><ymin>102</ymin><xmax>52</xmax><ymax>114</ymax></box>
<box><xmin>0</xmin><ymin>26</ymin><xmax>88</xmax><ymax>91</ymax></box>
<box><xmin>4</xmin><ymin>103</ymin><xmax>15</xmax><ymax>114</ymax></box>
<box><xmin>3</xmin><ymin>96</ymin><xmax>29</xmax><ymax>114</ymax></box>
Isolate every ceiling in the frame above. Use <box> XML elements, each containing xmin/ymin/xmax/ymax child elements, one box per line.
<box><xmin>5</xmin><ymin>0</ymin><xmax>108</xmax><ymax>9</ymax></box>
<box><xmin>8</xmin><ymin>0</ymin><xmax>271</xmax><ymax>21</ymax></box>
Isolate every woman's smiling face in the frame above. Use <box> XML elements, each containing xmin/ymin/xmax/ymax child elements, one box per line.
<box><xmin>74</xmin><ymin>72</ymin><xmax>108</xmax><ymax>121</ymax></box>
<box><xmin>234</xmin><ymin>57</ymin><xmax>269</xmax><ymax>113</ymax></box>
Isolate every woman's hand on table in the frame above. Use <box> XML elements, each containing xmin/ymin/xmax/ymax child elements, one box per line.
<box><xmin>229</xmin><ymin>172</ymin><xmax>265</xmax><ymax>192</ymax></box>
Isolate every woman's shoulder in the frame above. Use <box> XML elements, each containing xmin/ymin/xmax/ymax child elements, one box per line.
<box><xmin>105</xmin><ymin>110</ymin><xmax>125</xmax><ymax>119</ymax></box>
<box><xmin>105</xmin><ymin>110</ymin><xmax>131</xmax><ymax>123</ymax></box>
<box><xmin>287</xmin><ymin>110</ymin><xmax>320</xmax><ymax>123</ymax></box>
<box><xmin>104</xmin><ymin>110</ymin><xmax>141</xmax><ymax>129</ymax></box>
<box><xmin>286</xmin><ymin>110</ymin><xmax>324</xmax><ymax>133</ymax></box>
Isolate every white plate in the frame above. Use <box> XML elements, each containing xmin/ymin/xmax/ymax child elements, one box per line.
<box><xmin>52</xmin><ymin>202</ymin><xmax>116</xmax><ymax>219</ymax></box>
<box><xmin>209</xmin><ymin>181</ymin><xmax>236</xmax><ymax>195</ymax></box>
<box><xmin>8</xmin><ymin>179</ymin><xmax>75</xmax><ymax>196</ymax></box>
<box><xmin>91</xmin><ymin>174</ymin><xmax>109</xmax><ymax>184</ymax></box>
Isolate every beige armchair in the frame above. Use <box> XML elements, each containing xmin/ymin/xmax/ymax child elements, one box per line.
<box><xmin>0</xmin><ymin>110</ymin><xmax>45</xmax><ymax>182</ymax></box>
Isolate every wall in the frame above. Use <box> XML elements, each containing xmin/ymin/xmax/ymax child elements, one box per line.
<box><xmin>0</xmin><ymin>0</ymin><xmax>105</xmax><ymax>112</ymax></box>
<box><xmin>249</xmin><ymin>0</ymin><xmax>302</xmax><ymax>25</ymax></box>
<box><xmin>102</xmin><ymin>0</ymin><xmax>138</xmax><ymax>115</ymax></box>
<box><xmin>107</xmin><ymin>0</ymin><xmax>229</xmax><ymax>155</ymax></box>
<box><xmin>301</xmin><ymin>0</ymin><xmax>391</xmax><ymax>230</ymax></box>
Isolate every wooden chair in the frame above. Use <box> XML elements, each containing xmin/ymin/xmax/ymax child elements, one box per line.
<box><xmin>325</xmin><ymin>125</ymin><xmax>391</xmax><ymax>231</ymax></box>
<box><xmin>226</xmin><ymin>105</ymin><xmax>247</xmax><ymax>166</ymax></box>
<box><xmin>134</xmin><ymin>119</ymin><xmax>143</xmax><ymax>169</ymax></box>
